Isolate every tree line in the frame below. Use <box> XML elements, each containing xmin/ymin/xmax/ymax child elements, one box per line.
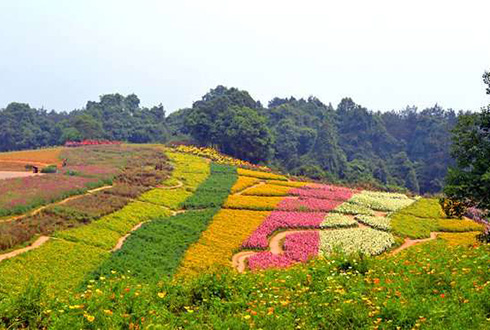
<box><xmin>0</xmin><ymin>86</ymin><xmax>479</xmax><ymax>194</ymax></box>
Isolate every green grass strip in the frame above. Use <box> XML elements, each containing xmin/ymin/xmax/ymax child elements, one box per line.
<box><xmin>92</xmin><ymin>164</ymin><xmax>237</xmax><ymax>281</ymax></box>
<box><xmin>181</xmin><ymin>163</ymin><xmax>237</xmax><ymax>209</ymax></box>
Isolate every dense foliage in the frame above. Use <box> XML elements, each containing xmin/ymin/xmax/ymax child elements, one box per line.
<box><xmin>444</xmin><ymin>72</ymin><xmax>490</xmax><ymax>213</ymax></box>
<box><xmin>1</xmin><ymin>86</ymin><xmax>467</xmax><ymax>193</ymax></box>
<box><xmin>174</xmin><ymin>87</ymin><xmax>462</xmax><ymax>193</ymax></box>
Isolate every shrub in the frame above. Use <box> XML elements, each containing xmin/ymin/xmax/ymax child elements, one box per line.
<box><xmin>439</xmin><ymin>197</ymin><xmax>467</xmax><ymax>219</ymax></box>
<box><xmin>40</xmin><ymin>165</ymin><xmax>57</xmax><ymax>174</ymax></box>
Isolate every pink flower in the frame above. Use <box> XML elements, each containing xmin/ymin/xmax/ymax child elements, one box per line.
<box><xmin>242</xmin><ymin>212</ymin><xmax>325</xmax><ymax>249</ymax></box>
<box><xmin>247</xmin><ymin>232</ymin><xmax>319</xmax><ymax>270</ymax></box>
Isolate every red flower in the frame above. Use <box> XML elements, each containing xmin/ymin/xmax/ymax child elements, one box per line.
<box><xmin>440</xmin><ymin>293</ymin><xmax>445</xmax><ymax>298</ymax></box>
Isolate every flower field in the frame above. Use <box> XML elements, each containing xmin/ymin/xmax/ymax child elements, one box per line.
<box><xmin>0</xmin><ymin>145</ymin><xmax>488</xmax><ymax>329</ymax></box>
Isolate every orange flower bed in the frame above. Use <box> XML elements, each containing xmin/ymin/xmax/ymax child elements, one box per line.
<box><xmin>223</xmin><ymin>195</ymin><xmax>284</xmax><ymax>211</ymax></box>
<box><xmin>176</xmin><ymin>209</ymin><xmax>271</xmax><ymax>277</ymax></box>
<box><xmin>231</xmin><ymin>176</ymin><xmax>261</xmax><ymax>194</ymax></box>
<box><xmin>0</xmin><ymin>148</ymin><xmax>63</xmax><ymax>168</ymax></box>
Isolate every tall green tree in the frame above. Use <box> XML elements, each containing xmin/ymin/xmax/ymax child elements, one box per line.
<box><xmin>444</xmin><ymin>73</ymin><xmax>490</xmax><ymax>211</ymax></box>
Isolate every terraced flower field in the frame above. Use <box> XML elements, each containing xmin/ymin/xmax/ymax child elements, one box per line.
<box><xmin>0</xmin><ymin>145</ymin><xmax>487</xmax><ymax>329</ymax></box>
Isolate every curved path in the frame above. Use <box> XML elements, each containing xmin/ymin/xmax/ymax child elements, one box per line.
<box><xmin>0</xmin><ymin>236</ymin><xmax>50</xmax><ymax>262</ymax></box>
<box><xmin>156</xmin><ymin>180</ymin><xmax>184</xmax><ymax>190</ymax></box>
<box><xmin>112</xmin><ymin>222</ymin><xmax>146</xmax><ymax>252</ymax></box>
<box><xmin>234</xmin><ymin>181</ymin><xmax>266</xmax><ymax>196</ymax></box>
<box><xmin>390</xmin><ymin>232</ymin><xmax>440</xmax><ymax>255</ymax></box>
<box><xmin>1</xmin><ymin>185</ymin><xmax>113</xmax><ymax>223</ymax></box>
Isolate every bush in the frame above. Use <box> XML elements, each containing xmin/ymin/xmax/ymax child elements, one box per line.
<box><xmin>40</xmin><ymin>165</ymin><xmax>58</xmax><ymax>174</ymax></box>
<box><xmin>440</xmin><ymin>197</ymin><xmax>467</xmax><ymax>219</ymax></box>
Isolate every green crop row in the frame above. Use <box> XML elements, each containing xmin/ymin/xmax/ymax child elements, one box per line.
<box><xmin>180</xmin><ymin>164</ymin><xmax>237</xmax><ymax>209</ymax></box>
<box><xmin>91</xmin><ymin>163</ymin><xmax>237</xmax><ymax>281</ymax></box>
<box><xmin>54</xmin><ymin>201</ymin><xmax>172</xmax><ymax>250</ymax></box>
<box><xmin>92</xmin><ymin>209</ymin><xmax>218</xmax><ymax>282</ymax></box>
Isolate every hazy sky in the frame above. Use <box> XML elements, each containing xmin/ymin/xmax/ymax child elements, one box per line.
<box><xmin>1</xmin><ymin>0</ymin><xmax>489</xmax><ymax>113</ymax></box>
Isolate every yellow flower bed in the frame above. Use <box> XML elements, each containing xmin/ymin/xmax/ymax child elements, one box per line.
<box><xmin>242</xmin><ymin>183</ymin><xmax>292</xmax><ymax>196</ymax></box>
<box><xmin>231</xmin><ymin>176</ymin><xmax>261</xmax><ymax>194</ymax></box>
<box><xmin>437</xmin><ymin>219</ymin><xmax>484</xmax><ymax>232</ymax></box>
<box><xmin>173</xmin><ymin>145</ymin><xmax>270</xmax><ymax>171</ymax></box>
<box><xmin>237</xmin><ymin>168</ymin><xmax>287</xmax><ymax>181</ymax></box>
<box><xmin>167</xmin><ymin>152</ymin><xmax>210</xmax><ymax>189</ymax></box>
<box><xmin>438</xmin><ymin>232</ymin><xmax>481</xmax><ymax>246</ymax></box>
<box><xmin>223</xmin><ymin>195</ymin><xmax>284</xmax><ymax>211</ymax></box>
<box><xmin>175</xmin><ymin>209</ymin><xmax>271</xmax><ymax>277</ymax></box>
<box><xmin>267</xmin><ymin>180</ymin><xmax>309</xmax><ymax>188</ymax></box>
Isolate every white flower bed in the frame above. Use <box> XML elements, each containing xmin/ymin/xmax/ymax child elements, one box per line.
<box><xmin>321</xmin><ymin>213</ymin><xmax>357</xmax><ymax>228</ymax></box>
<box><xmin>349</xmin><ymin>192</ymin><xmax>415</xmax><ymax>212</ymax></box>
<box><xmin>331</xmin><ymin>202</ymin><xmax>375</xmax><ymax>215</ymax></box>
<box><xmin>355</xmin><ymin>215</ymin><xmax>391</xmax><ymax>231</ymax></box>
<box><xmin>319</xmin><ymin>227</ymin><xmax>395</xmax><ymax>256</ymax></box>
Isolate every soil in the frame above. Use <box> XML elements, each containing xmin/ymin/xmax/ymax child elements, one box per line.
<box><xmin>0</xmin><ymin>236</ymin><xmax>50</xmax><ymax>262</ymax></box>
<box><xmin>0</xmin><ymin>171</ymin><xmax>44</xmax><ymax>180</ymax></box>
<box><xmin>390</xmin><ymin>232</ymin><xmax>440</xmax><ymax>255</ymax></box>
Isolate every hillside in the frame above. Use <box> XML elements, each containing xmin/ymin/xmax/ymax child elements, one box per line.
<box><xmin>0</xmin><ymin>145</ymin><xmax>488</xmax><ymax>329</ymax></box>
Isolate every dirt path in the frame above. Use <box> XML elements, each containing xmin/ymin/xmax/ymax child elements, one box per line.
<box><xmin>234</xmin><ymin>181</ymin><xmax>266</xmax><ymax>196</ymax></box>
<box><xmin>112</xmin><ymin>222</ymin><xmax>146</xmax><ymax>252</ymax></box>
<box><xmin>0</xmin><ymin>236</ymin><xmax>50</xmax><ymax>262</ymax></box>
<box><xmin>232</xmin><ymin>251</ymin><xmax>257</xmax><ymax>273</ymax></box>
<box><xmin>156</xmin><ymin>180</ymin><xmax>184</xmax><ymax>190</ymax></box>
<box><xmin>390</xmin><ymin>232</ymin><xmax>440</xmax><ymax>255</ymax></box>
<box><xmin>0</xmin><ymin>171</ymin><xmax>44</xmax><ymax>180</ymax></box>
<box><xmin>1</xmin><ymin>185</ymin><xmax>113</xmax><ymax>224</ymax></box>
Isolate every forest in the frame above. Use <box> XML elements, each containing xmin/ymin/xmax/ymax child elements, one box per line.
<box><xmin>0</xmin><ymin>87</ymin><xmax>477</xmax><ymax>194</ymax></box>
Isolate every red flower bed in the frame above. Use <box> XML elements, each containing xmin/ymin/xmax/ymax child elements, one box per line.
<box><xmin>64</xmin><ymin>140</ymin><xmax>122</xmax><ymax>147</ymax></box>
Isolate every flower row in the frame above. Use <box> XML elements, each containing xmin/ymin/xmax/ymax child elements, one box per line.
<box><xmin>355</xmin><ymin>215</ymin><xmax>391</xmax><ymax>231</ymax></box>
<box><xmin>348</xmin><ymin>192</ymin><xmax>415</xmax><ymax>212</ymax></box>
<box><xmin>237</xmin><ymin>168</ymin><xmax>288</xmax><ymax>181</ymax></box>
<box><xmin>173</xmin><ymin>145</ymin><xmax>270</xmax><ymax>171</ymax></box>
<box><xmin>319</xmin><ymin>227</ymin><xmax>395</xmax><ymax>256</ymax></box>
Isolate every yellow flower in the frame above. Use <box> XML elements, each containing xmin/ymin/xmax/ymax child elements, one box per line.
<box><xmin>157</xmin><ymin>292</ymin><xmax>167</xmax><ymax>299</ymax></box>
<box><xmin>85</xmin><ymin>314</ymin><xmax>95</xmax><ymax>322</ymax></box>
<box><xmin>104</xmin><ymin>310</ymin><xmax>113</xmax><ymax>315</ymax></box>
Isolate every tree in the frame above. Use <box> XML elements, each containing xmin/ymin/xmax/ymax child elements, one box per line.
<box><xmin>444</xmin><ymin>107</ymin><xmax>490</xmax><ymax>211</ymax></box>
<box><xmin>306</xmin><ymin>120</ymin><xmax>347</xmax><ymax>179</ymax></box>
<box><xmin>484</xmin><ymin>71</ymin><xmax>490</xmax><ymax>95</ymax></box>
<box><xmin>218</xmin><ymin>106</ymin><xmax>273</xmax><ymax>163</ymax></box>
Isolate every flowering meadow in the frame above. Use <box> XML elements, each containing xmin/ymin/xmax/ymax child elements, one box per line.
<box><xmin>0</xmin><ymin>146</ymin><xmax>488</xmax><ymax>329</ymax></box>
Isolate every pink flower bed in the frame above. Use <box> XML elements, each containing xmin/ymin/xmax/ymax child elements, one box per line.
<box><xmin>248</xmin><ymin>231</ymin><xmax>320</xmax><ymax>270</ymax></box>
<box><xmin>290</xmin><ymin>184</ymin><xmax>354</xmax><ymax>200</ymax></box>
<box><xmin>277</xmin><ymin>197</ymin><xmax>344</xmax><ymax>212</ymax></box>
<box><xmin>242</xmin><ymin>212</ymin><xmax>325</xmax><ymax>249</ymax></box>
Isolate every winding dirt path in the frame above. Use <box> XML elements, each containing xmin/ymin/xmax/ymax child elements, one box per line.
<box><xmin>112</xmin><ymin>222</ymin><xmax>146</xmax><ymax>252</ymax></box>
<box><xmin>232</xmin><ymin>251</ymin><xmax>257</xmax><ymax>273</ymax></box>
<box><xmin>390</xmin><ymin>232</ymin><xmax>440</xmax><ymax>255</ymax></box>
<box><xmin>234</xmin><ymin>181</ymin><xmax>266</xmax><ymax>196</ymax></box>
<box><xmin>0</xmin><ymin>236</ymin><xmax>50</xmax><ymax>262</ymax></box>
<box><xmin>1</xmin><ymin>185</ymin><xmax>113</xmax><ymax>223</ymax></box>
<box><xmin>156</xmin><ymin>180</ymin><xmax>184</xmax><ymax>190</ymax></box>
